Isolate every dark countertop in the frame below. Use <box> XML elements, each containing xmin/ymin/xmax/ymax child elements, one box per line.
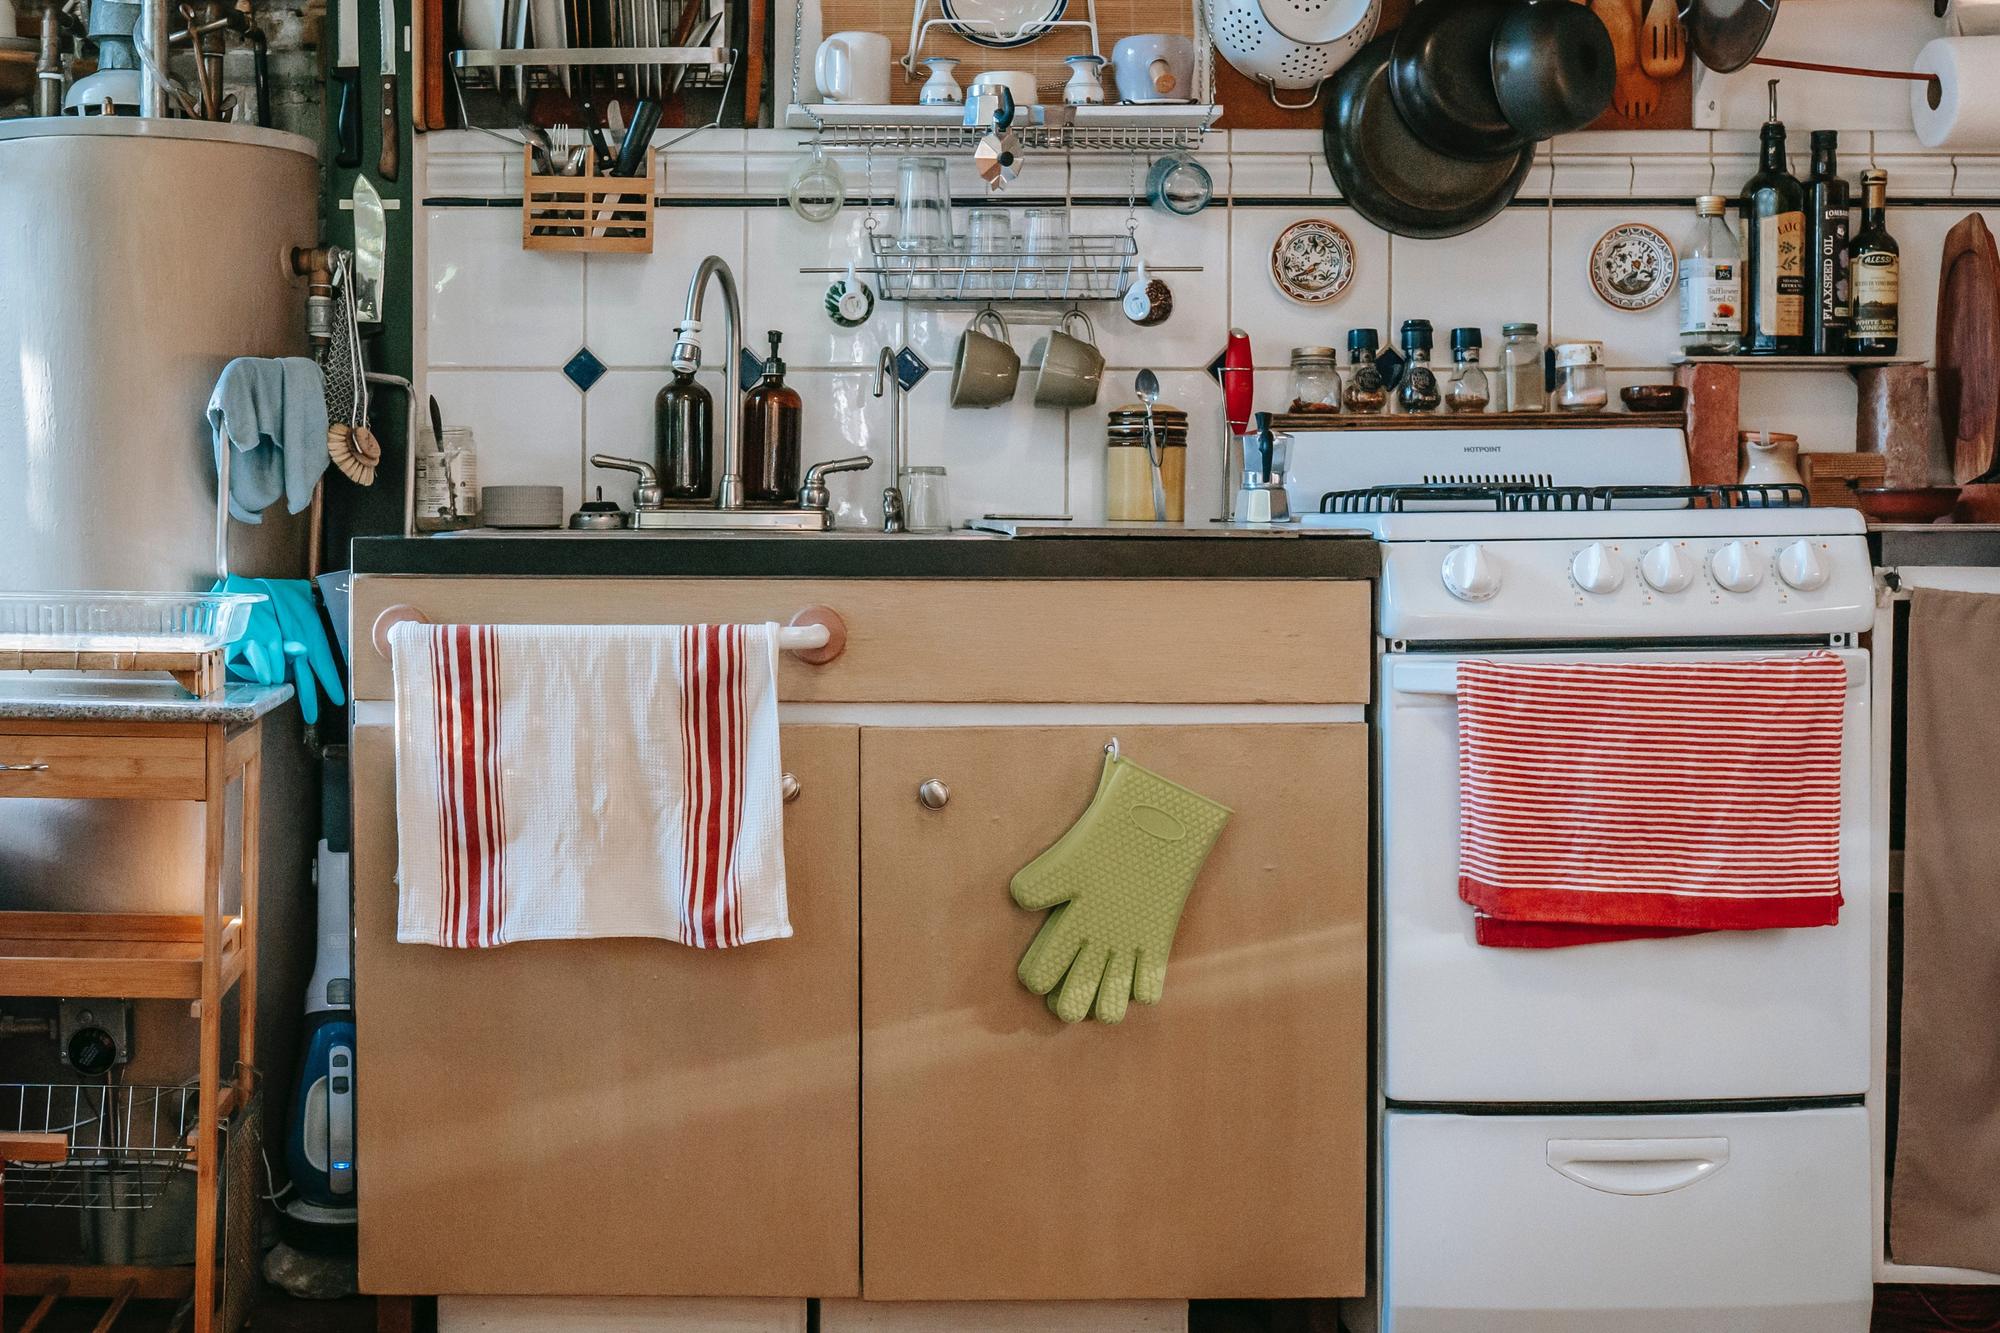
<box><xmin>1870</xmin><ymin>524</ymin><xmax>2000</xmax><ymax>568</ymax></box>
<box><xmin>0</xmin><ymin>680</ymin><xmax>293</xmax><ymax>725</ymax></box>
<box><xmin>352</xmin><ymin>527</ymin><xmax>1381</xmax><ymax>580</ymax></box>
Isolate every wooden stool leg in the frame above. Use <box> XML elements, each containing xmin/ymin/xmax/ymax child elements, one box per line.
<box><xmin>194</xmin><ymin>727</ymin><xmax>227</xmax><ymax>1333</ymax></box>
<box><xmin>239</xmin><ymin>746</ymin><xmax>261</xmax><ymax>1092</ymax></box>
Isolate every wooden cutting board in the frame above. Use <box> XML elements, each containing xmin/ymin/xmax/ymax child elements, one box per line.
<box><xmin>1939</xmin><ymin>213</ymin><xmax>2000</xmax><ymax>485</ymax></box>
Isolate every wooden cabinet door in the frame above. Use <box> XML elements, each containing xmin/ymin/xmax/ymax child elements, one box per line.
<box><xmin>351</xmin><ymin>723</ymin><xmax>861</xmax><ymax>1297</ymax></box>
<box><xmin>859</xmin><ymin>725</ymin><xmax>1367</xmax><ymax>1301</ymax></box>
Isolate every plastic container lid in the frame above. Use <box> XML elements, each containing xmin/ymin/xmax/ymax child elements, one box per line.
<box><xmin>1400</xmin><ymin>318</ymin><xmax>1434</xmax><ymax>350</ymax></box>
<box><xmin>1450</xmin><ymin>326</ymin><xmax>1482</xmax><ymax>352</ymax></box>
<box><xmin>1348</xmin><ymin>327</ymin><xmax>1381</xmax><ymax>352</ymax></box>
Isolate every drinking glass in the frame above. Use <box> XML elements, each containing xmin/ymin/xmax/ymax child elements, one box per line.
<box><xmin>966</xmin><ymin>207</ymin><xmax>1013</xmax><ymax>293</ymax></box>
<box><xmin>1022</xmin><ymin>207</ymin><xmax>1069</xmax><ymax>292</ymax></box>
<box><xmin>895</xmin><ymin>156</ymin><xmax>955</xmax><ymax>291</ymax></box>
<box><xmin>900</xmin><ymin>466</ymin><xmax>951</xmax><ymax>532</ymax></box>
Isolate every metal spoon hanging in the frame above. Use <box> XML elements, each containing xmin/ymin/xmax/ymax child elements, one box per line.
<box><xmin>1135</xmin><ymin>368</ymin><xmax>1168</xmax><ymax>522</ymax></box>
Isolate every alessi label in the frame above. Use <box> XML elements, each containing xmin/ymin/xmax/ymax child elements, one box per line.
<box><xmin>1853</xmin><ymin>251</ymin><xmax>1900</xmax><ymax>337</ymax></box>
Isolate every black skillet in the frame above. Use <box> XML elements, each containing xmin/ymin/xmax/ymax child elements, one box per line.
<box><xmin>1677</xmin><ymin>0</ymin><xmax>1780</xmax><ymax>74</ymax></box>
<box><xmin>1388</xmin><ymin>0</ymin><xmax>1527</xmax><ymax>163</ymax></box>
<box><xmin>1490</xmin><ymin>0</ymin><xmax>1617</xmax><ymax>139</ymax></box>
<box><xmin>1323</xmin><ymin>36</ymin><xmax>1536</xmax><ymax>241</ymax></box>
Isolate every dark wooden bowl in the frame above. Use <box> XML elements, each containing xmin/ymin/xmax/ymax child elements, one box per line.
<box><xmin>1856</xmin><ymin>487</ymin><xmax>1962</xmax><ymax>522</ymax></box>
<box><xmin>1620</xmin><ymin>385</ymin><xmax>1687</xmax><ymax>413</ymax></box>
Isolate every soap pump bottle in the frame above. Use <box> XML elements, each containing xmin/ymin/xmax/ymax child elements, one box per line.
<box><xmin>654</xmin><ymin>343</ymin><xmax>715</xmax><ymax>501</ymax></box>
<box><xmin>740</xmin><ymin>330</ymin><xmax>803</xmax><ymax>506</ymax></box>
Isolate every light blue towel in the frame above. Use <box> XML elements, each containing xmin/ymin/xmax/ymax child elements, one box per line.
<box><xmin>207</xmin><ymin>357</ymin><xmax>330</xmax><ymax>524</ymax></box>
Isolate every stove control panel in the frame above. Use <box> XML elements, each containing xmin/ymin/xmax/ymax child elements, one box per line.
<box><xmin>1385</xmin><ymin>533</ymin><xmax>1875</xmax><ymax>640</ymax></box>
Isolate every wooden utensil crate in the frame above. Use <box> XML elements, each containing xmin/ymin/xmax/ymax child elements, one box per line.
<box><xmin>522</xmin><ymin>147</ymin><xmax>655</xmax><ymax>254</ymax></box>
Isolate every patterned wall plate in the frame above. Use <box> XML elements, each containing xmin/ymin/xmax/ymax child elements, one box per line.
<box><xmin>1591</xmin><ymin>222</ymin><xmax>1678</xmax><ymax>311</ymax></box>
<box><xmin>1270</xmin><ymin>219</ymin><xmax>1357</xmax><ymax>305</ymax></box>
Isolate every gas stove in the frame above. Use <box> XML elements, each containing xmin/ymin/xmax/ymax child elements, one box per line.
<box><xmin>1282</xmin><ymin>425</ymin><xmax>1875</xmax><ymax>643</ymax></box>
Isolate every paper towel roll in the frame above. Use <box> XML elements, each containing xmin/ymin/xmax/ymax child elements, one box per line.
<box><xmin>1913</xmin><ymin>36</ymin><xmax>2000</xmax><ymax>149</ymax></box>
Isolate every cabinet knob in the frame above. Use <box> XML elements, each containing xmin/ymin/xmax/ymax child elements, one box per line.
<box><xmin>781</xmin><ymin>772</ymin><xmax>801</xmax><ymax>804</ymax></box>
<box><xmin>917</xmin><ymin>779</ymin><xmax>950</xmax><ymax>810</ymax></box>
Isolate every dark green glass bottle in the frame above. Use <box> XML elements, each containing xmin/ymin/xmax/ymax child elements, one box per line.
<box><xmin>1850</xmin><ymin>169</ymin><xmax>1900</xmax><ymax>356</ymax></box>
<box><xmin>1738</xmin><ymin>80</ymin><xmax>1807</xmax><ymax>355</ymax></box>
<box><xmin>1804</xmin><ymin>130</ymin><xmax>1851</xmax><ymax>355</ymax></box>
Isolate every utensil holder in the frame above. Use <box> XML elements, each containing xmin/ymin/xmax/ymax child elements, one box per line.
<box><xmin>522</xmin><ymin>146</ymin><xmax>656</xmax><ymax>254</ymax></box>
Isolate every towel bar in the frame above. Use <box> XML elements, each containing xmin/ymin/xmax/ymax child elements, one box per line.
<box><xmin>369</xmin><ymin>604</ymin><xmax>847</xmax><ymax>665</ymax></box>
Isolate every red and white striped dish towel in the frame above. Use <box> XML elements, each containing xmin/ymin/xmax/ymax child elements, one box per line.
<box><xmin>1458</xmin><ymin>652</ymin><xmax>1847</xmax><ymax>948</ymax></box>
<box><xmin>388</xmin><ymin>622</ymin><xmax>790</xmax><ymax>949</ymax></box>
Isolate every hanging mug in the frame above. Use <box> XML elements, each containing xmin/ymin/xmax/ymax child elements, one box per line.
<box><xmin>1028</xmin><ymin>310</ymin><xmax>1106</xmax><ymax>409</ymax></box>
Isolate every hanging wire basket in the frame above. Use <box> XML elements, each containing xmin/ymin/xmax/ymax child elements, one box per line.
<box><xmin>866</xmin><ymin>230</ymin><xmax>1138</xmax><ymax>302</ymax></box>
<box><xmin>0</xmin><ymin>1084</ymin><xmax>198</xmax><ymax>1211</ymax></box>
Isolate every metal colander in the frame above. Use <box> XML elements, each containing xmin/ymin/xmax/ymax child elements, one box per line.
<box><xmin>1203</xmin><ymin>0</ymin><xmax>1379</xmax><ymax>107</ymax></box>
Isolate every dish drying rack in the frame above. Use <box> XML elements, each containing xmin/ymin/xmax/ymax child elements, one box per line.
<box><xmin>785</xmin><ymin>0</ymin><xmax>1218</xmax><ymax>150</ymax></box>
<box><xmin>0</xmin><ymin>1084</ymin><xmax>198</xmax><ymax>1211</ymax></box>
<box><xmin>864</xmin><ymin>231</ymin><xmax>1139</xmax><ymax>301</ymax></box>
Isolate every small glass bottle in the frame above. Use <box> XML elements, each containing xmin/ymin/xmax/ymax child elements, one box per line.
<box><xmin>1288</xmin><ymin>346</ymin><xmax>1342</xmax><ymax>414</ymax></box>
<box><xmin>1678</xmin><ymin>194</ymin><xmax>1743</xmax><ymax>356</ymax></box>
<box><xmin>1342</xmin><ymin>328</ymin><xmax>1388</xmax><ymax>415</ymax></box>
<box><xmin>1397</xmin><ymin>319</ymin><xmax>1441</xmax><ymax>414</ymax></box>
<box><xmin>1553</xmin><ymin>341</ymin><xmax>1609</xmax><ymax>411</ymax></box>
<box><xmin>1497</xmin><ymin>322</ymin><xmax>1545</xmax><ymax>413</ymax></box>
<box><xmin>740</xmin><ymin>331</ymin><xmax>803</xmax><ymax>505</ymax></box>
<box><xmin>1445</xmin><ymin>327</ymin><xmax>1490</xmax><ymax>414</ymax></box>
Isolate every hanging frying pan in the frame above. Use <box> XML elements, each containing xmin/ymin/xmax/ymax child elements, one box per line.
<box><xmin>1323</xmin><ymin>36</ymin><xmax>1535</xmax><ymax>240</ymax></box>
<box><xmin>1676</xmin><ymin>0</ymin><xmax>1779</xmax><ymax>74</ymax></box>
<box><xmin>1489</xmin><ymin>0</ymin><xmax>1617</xmax><ymax>140</ymax></box>
<box><xmin>1389</xmin><ymin>0</ymin><xmax>1527</xmax><ymax>162</ymax></box>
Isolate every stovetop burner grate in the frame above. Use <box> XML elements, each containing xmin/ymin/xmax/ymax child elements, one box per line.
<box><xmin>1317</xmin><ymin>483</ymin><xmax>1811</xmax><ymax>514</ymax></box>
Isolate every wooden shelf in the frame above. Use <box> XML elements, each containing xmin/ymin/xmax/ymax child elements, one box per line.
<box><xmin>1672</xmin><ymin>355</ymin><xmax>1924</xmax><ymax>369</ymax></box>
<box><xmin>0</xmin><ymin>911</ymin><xmax>244</xmax><ymax>1000</ymax></box>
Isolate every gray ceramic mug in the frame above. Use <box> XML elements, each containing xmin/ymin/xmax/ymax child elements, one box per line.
<box><xmin>949</xmin><ymin>309</ymin><xmax>1020</xmax><ymax>409</ymax></box>
<box><xmin>1027</xmin><ymin>309</ymin><xmax>1105</xmax><ymax>409</ymax></box>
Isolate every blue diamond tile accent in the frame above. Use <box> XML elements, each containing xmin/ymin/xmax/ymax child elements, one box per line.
<box><xmin>739</xmin><ymin>347</ymin><xmax>766</xmax><ymax>385</ymax></box>
<box><xmin>563</xmin><ymin>347</ymin><xmax>607</xmax><ymax>392</ymax></box>
<box><xmin>894</xmin><ymin>347</ymin><xmax>930</xmax><ymax>391</ymax></box>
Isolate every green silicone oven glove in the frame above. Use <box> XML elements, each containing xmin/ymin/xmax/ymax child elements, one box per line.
<box><xmin>1011</xmin><ymin>747</ymin><xmax>1232</xmax><ymax>1025</ymax></box>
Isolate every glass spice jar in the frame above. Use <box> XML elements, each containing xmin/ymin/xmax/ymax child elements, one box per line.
<box><xmin>1553</xmin><ymin>341</ymin><xmax>1609</xmax><ymax>411</ymax></box>
<box><xmin>1288</xmin><ymin>346</ymin><xmax>1343</xmax><ymax>414</ymax></box>
<box><xmin>1497</xmin><ymin>321</ymin><xmax>1545</xmax><ymax>413</ymax></box>
<box><xmin>1445</xmin><ymin>326</ymin><xmax>1490</xmax><ymax>414</ymax></box>
<box><xmin>1343</xmin><ymin>328</ymin><xmax>1388</xmax><ymax>414</ymax></box>
<box><xmin>1397</xmin><ymin>319</ymin><xmax>1442</xmax><ymax>414</ymax></box>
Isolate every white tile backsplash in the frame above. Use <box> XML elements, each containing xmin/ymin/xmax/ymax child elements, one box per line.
<box><xmin>422</xmin><ymin>125</ymin><xmax>1972</xmax><ymax>517</ymax></box>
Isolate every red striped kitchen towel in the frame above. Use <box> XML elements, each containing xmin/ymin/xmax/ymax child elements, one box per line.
<box><xmin>388</xmin><ymin>622</ymin><xmax>790</xmax><ymax>949</ymax></box>
<box><xmin>1457</xmin><ymin>652</ymin><xmax>1847</xmax><ymax>948</ymax></box>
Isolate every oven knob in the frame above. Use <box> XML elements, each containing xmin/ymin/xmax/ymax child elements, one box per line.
<box><xmin>1441</xmin><ymin>544</ymin><xmax>1501</xmax><ymax>602</ymax></box>
<box><xmin>1570</xmin><ymin>542</ymin><xmax>1624</xmax><ymax>594</ymax></box>
<box><xmin>1710</xmin><ymin>540</ymin><xmax>1764</xmax><ymax>593</ymax></box>
<box><xmin>1776</xmin><ymin>539</ymin><xmax>1830</xmax><ymax>591</ymax></box>
<box><xmin>1639</xmin><ymin>543</ymin><xmax>1696</xmax><ymax>594</ymax></box>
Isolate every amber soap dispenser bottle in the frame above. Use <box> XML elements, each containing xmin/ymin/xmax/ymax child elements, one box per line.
<box><xmin>741</xmin><ymin>330</ymin><xmax>803</xmax><ymax>505</ymax></box>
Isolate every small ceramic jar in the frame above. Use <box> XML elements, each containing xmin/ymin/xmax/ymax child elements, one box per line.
<box><xmin>919</xmin><ymin>57</ymin><xmax>962</xmax><ymax>106</ymax></box>
<box><xmin>1063</xmin><ymin>54</ymin><xmax>1106</xmax><ymax>105</ymax></box>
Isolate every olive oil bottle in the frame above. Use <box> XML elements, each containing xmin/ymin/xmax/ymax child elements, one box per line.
<box><xmin>1738</xmin><ymin>80</ymin><xmax>1807</xmax><ymax>355</ymax></box>
<box><xmin>1804</xmin><ymin>130</ymin><xmax>1851</xmax><ymax>355</ymax></box>
<box><xmin>1850</xmin><ymin>169</ymin><xmax>1900</xmax><ymax>355</ymax></box>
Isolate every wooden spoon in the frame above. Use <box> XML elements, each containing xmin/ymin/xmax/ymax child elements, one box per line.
<box><xmin>1640</xmin><ymin>0</ymin><xmax>1687</xmax><ymax>79</ymax></box>
<box><xmin>1594</xmin><ymin>0</ymin><xmax>1661</xmax><ymax>120</ymax></box>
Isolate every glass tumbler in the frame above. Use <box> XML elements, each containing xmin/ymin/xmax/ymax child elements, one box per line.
<box><xmin>899</xmin><ymin>466</ymin><xmax>951</xmax><ymax>532</ymax></box>
<box><xmin>1022</xmin><ymin>207</ymin><xmax>1069</xmax><ymax>292</ymax></box>
<box><xmin>965</xmin><ymin>207</ymin><xmax>1013</xmax><ymax>292</ymax></box>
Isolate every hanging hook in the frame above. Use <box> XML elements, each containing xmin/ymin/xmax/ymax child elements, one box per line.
<box><xmin>1104</xmin><ymin>736</ymin><xmax>1121</xmax><ymax>761</ymax></box>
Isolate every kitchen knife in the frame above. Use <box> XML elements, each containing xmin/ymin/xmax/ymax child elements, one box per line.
<box><xmin>378</xmin><ymin>0</ymin><xmax>399</xmax><ymax>181</ymax></box>
<box><xmin>334</xmin><ymin>0</ymin><xmax>362</xmax><ymax>167</ymax></box>
<box><xmin>352</xmin><ymin>174</ymin><xmax>387</xmax><ymax>325</ymax></box>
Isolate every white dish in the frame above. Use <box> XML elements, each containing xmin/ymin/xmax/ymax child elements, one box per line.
<box><xmin>939</xmin><ymin>0</ymin><xmax>1066</xmax><ymax>47</ymax></box>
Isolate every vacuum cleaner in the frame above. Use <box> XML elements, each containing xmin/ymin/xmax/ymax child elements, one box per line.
<box><xmin>283</xmin><ymin>837</ymin><xmax>356</xmax><ymax>1238</ymax></box>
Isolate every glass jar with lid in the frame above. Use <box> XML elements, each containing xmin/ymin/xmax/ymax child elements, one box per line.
<box><xmin>1497</xmin><ymin>321</ymin><xmax>1545</xmax><ymax>413</ymax></box>
<box><xmin>1552</xmin><ymin>341</ymin><xmax>1609</xmax><ymax>411</ymax></box>
<box><xmin>1288</xmin><ymin>346</ymin><xmax>1342</xmax><ymax>414</ymax></box>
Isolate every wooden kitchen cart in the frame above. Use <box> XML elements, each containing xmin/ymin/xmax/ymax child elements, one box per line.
<box><xmin>0</xmin><ymin>684</ymin><xmax>288</xmax><ymax>1333</ymax></box>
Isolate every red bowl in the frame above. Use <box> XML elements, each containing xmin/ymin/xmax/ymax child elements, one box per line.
<box><xmin>1855</xmin><ymin>487</ymin><xmax>1962</xmax><ymax>523</ymax></box>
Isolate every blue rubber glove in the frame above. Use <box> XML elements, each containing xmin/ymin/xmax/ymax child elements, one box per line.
<box><xmin>256</xmin><ymin>578</ymin><xmax>346</xmax><ymax>724</ymax></box>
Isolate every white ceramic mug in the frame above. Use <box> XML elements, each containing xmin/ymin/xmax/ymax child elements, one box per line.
<box><xmin>968</xmin><ymin>69</ymin><xmax>1039</xmax><ymax>109</ymax></box>
<box><xmin>814</xmin><ymin>31</ymin><xmax>891</xmax><ymax>104</ymax></box>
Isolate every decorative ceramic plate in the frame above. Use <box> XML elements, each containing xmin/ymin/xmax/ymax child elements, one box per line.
<box><xmin>1591</xmin><ymin>223</ymin><xmax>1677</xmax><ymax>311</ymax></box>
<box><xmin>1270</xmin><ymin>219</ymin><xmax>1358</xmax><ymax>305</ymax></box>
<box><xmin>939</xmin><ymin>0</ymin><xmax>1068</xmax><ymax>48</ymax></box>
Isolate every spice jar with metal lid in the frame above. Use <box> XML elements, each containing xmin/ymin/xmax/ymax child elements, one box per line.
<box><xmin>1552</xmin><ymin>341</ymin><xmax>1608</xmax><ymax>411</ymax></box>
<box><xmin>1445</xmin><ymin>327</ymin><xmax>1490</xmax><ymax>414</ymax></box>
<box><xmin>1397</xmin><ymin>319</ymin><xmax>1441</xmax><ymax>414</ymax></box>
<box><xmin>1288</xmin><ymin>346</ymin><xmax>1342</xmax><ymax>414</ymax></box>
<box><xmin>1497</xmin><ymin>321</ymin><xmax>1545</xmax><ymax>412</ymax></box>
<box><xmin>1343</xmin><ymin>328</ymin><xmax>1388</xmax><ymax>415</ymax></box>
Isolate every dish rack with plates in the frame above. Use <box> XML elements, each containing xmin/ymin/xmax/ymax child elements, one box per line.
<box><xmin>785</xmin><ymin>0</ymin><xmax>1218</xmax><ymax>150</ymax></box>
<box><xmin>0</xmin><ymin>1084</ymin><xmax>198</xmax><ymax>1211</ymax></box>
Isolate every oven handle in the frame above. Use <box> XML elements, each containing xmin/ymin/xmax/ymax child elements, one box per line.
<box><xmin>1546</xmin><ymin>1137</ymin><xmax>1731</xmax><ymax>1196</ymax></box>
<box><xmin>1390</xmin><ymin>653</ymin><xmax>1865</xmax><ymax>698</ymax></box>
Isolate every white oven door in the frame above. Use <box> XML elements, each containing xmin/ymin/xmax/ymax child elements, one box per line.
<box><xmin>1380</xmin><ymin>646</ymin><xmax>1871</xmax><ymax>1104</ymax></box>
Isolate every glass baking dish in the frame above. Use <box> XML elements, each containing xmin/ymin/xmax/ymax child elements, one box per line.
<box><xmin>0</xmin><ymin>591</ymin><xmax>264</xmax><ymax>655</ymax></box>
